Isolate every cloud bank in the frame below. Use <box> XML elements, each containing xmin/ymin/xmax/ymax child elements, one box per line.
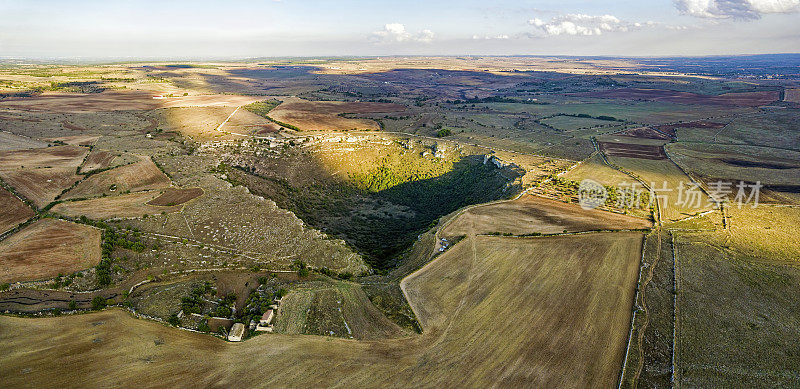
<box><xmin>528</xmin><ymin>14</ymin><xmax>648</xmax><ymax>36</ymax></box>
<box><xmin>370</xmin><ymin>23</ymin><xmax>434</xmax><ymax>43</ymax></box>
<box><xmin>674</xmin><ymin>0</ymin><xmax>800</xmax><ymax>19</ymax></box>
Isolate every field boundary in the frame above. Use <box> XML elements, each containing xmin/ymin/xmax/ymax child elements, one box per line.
<box><xmin>618</xmin><ymin>231</ymin><xmax>652</xmax><ymax>389</ymax></box>
<box><xmin>672</xmin><ymin>230</ymin><xmax>681</xmax><ymax>388</ymax></box>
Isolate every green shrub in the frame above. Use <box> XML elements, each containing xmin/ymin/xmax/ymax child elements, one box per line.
<box><xmin>436</xmin><ymin>128</ymin><xmax>452</xmax><ymax>137</ymax></box>
<box><xmin>167</xmin><ymin>314</ymin><xmax>181</xmax><ymax>326</ymax></box>
<box><xmin>91</xmin><ymin>296</ymin><xmax>107</xmax><ymax>310</ymax></box>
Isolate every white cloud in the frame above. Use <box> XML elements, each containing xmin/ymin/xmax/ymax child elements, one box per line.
<box><xmin>527</xmin><ymin>14</ymin><xmax>637</xmax><ymax>36</ymax></box>
<box><xmin>472</xmin><ymin>34</ymin><xmax>511</xmax><ymax>40</ymax></box>
<box><xmin>370</xmin><ymin>23</ymin><xmax>435</xmax><ymax>43</ymax></box>
<box><xmin>674</xmin><ymin>0</ymin><xmax>800</xmax><ymax>19</ymax></box>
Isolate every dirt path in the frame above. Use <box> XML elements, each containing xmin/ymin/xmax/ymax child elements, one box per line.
<box><xmin>631</xmin><ymin>229</ymin><xmax>662</xmax><ymax>385</ymax></box>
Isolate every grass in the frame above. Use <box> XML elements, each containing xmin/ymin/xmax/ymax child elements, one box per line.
<box><xmin>674</xmin><ymin>229</ymin><xmax>800</xmax><ymax>386</ymax></box>
<box><xmin>676</xmin><ymin>111</ymin><xmax>800</xmax><ymax>151</ymax></box>
<box><xmin>619</xmin><ymin>230</ymin><xmax>676</xmax><ymax>388</ymax></box>
<box><xmin>227</xmin><ymin>141</ymin><xmax>517</xmax><ymax>269</ymax></box>
<box><xmin>562</xmin><ymin>152</ymin><xmax>635</xmax><ymax>187</ymax></box>
<box><xmin>666</xmin><ymin>142</ymin><xmax>800</xmax><ymax>195</ymax></box>
<box><xmin>540</xmin><ymin>115</ymin><xmax>619</xmax><ymax>131</ymax></box>
<box><xmin>271</xmin><ymin>280</ymin><xmax>406</xmax><ymax>340</ymax></box>
<box><xmin>607</xmin><ymin>156</ymin><xmax>712</xmax><ymax>221</ymax></box>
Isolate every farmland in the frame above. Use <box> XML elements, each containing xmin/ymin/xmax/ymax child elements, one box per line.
<box><xmin>562</xmin><ymin>152</ymin><xmax>634</xmax><ymax>187</ymax></box>
<box><xmin>51</xmin><ymin>190</ymin><xmax>184</xmax><ymax>219</ymax></box>
<box><xmin>79</xmin><ymin>149</ymin><xmax>117</xmax><ymax>172</ymax></box>
<box><xmin>0</xmin><ymin>167</ymin><xmax>81</xmax><ymax>208</ymax></box>
<box><xmin>0</xmin><ymin>131</ymin><xmax>48</xmax><ymax>151</ymax></box>
<box><xmin>0</xmin><ymin>230</ymin><xmax>644</xmax><ymax>387</ymax></box>
<box><xmin>0</xmin><ymin>218</ymin><xmax>101</xmax><ymax>283</ymax></box>
<box><xmin>0</xmin><ymin>187</ymin><xmax>33</xmax><ymax>234</ymax></box>
<box><xmin>606</xmin><ymin>156</ymin><xmax>711</xmax><ymax>221</ymax></box>
<box><xmin>440</xmin><ymin>194</ymin><xmax>650</xmax><ymax>237</ymax></box>
<box><xmin>0</xmin><ymin>55</ymin><xmax>798</xmax><ymax>388</ymax></box>
<box><xmin>267</xmin><ymin>97</ymin><xmax>405</xmax><ymax>131</ymax></box>
<box><xmin>582</xmin><ymin>88</ymin><xmax>780</xmax><ymax>107</ymax></box>
<box><xmin>147</xmin><ymin>187</ymin><xmax>204</xmax><ymax>206</ymax></box>
<box><xmin>0</xmin><ymin>145</ymin><xmax>87</xmax><ymax>170</ymax></box>
<box><xmin>667</xmin><ymin>142</ymin><xmax>800</xmax><ymax>203</ymax></box>
<box><xmin>673</xmin><ymin>208</ymin><xmax>800</xmax><ymax>386</ymax></box>
<box><xmin>63</xmin><ymin>156</ymin><xmax>170</xmax><ymax>200</ymax></box>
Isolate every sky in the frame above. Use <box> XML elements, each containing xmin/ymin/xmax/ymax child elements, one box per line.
<box><xmin>1</xmin><ymin>0</ymin><xmax>799</xmax><ymax>58</ymax></box>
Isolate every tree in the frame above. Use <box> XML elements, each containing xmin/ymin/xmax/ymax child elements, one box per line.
<box><xmin>68</xmin><ymin>300</ymin><xmax>78</xmax><ymax>310</ymax></box>
<box><xmin>167</xmin><ymin>314</ymin><xmax>181</xmax><ymax>326</ymax></box>
<box><xmin>298</xmin><ymin>267</ymin><xmax>310</xmax><ymax>278</ymax></box>
<box><xmin>197</xmin><ymin>319</ymin><xmax>211</xmax><ymax>333</ymax></box>
<box><xmin>91</xmin><ymin>296</ymin><xmax>107</xmax><ymax>310</ymax></box>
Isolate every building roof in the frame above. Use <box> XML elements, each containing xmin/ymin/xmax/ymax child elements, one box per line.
<box><xmin>261</xmin><ymin>309</ymin><xmax>273</xmax><ymax>322</ymax></box>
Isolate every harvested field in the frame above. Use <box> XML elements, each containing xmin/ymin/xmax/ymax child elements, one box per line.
<box><xmin>0</xmin><ymin>91</ymin><xmax>265</xmax><ymax>113</ymax></box>
<box><xmin>60</xmin><ymin>121</ymin><xmax>91</xmax><ymax>131</ymax></box>
<box><xmin>654</xmin><ymin>120</ymin><xmax>725</xmax><ymax>137</ymax></box>
<box><xmin>155</xmin><ymin>94</ymin><xmax>265</xmax><ymax>108</ymax></box>
<box><xmin>0</xmin><ymin>145</ymin><xmax>87</xmax><ymax>170</ymax></box>
<box><xmin>0</xmin><ymin>187</ymin><xmax>33</xmax><ymax>234</ymax></box>
<box><xmin>80</xmin><ymin>149</ymin><xmax>117</xmax><ymax>172</ymax></box>
<box><xmin>599</xmin><ymin>142</ymin><xmax>667</xmax><ymax>160</ymax></box>
<box><xmin>146</xmin><ymin>187</ymin><xmax>203</xmax><ymax>206</ymax></box>
<box><xmin>46</xmin><ymin>134</ymin><xmax>100</xmax><ymax>146</ymax></box>
<box><xmin>785</xmin><ymin>88</ymin><xmax>800</xmax><ymax>103</ymax></box>
<box><xmin>52</xmin><ymin>191</ymin><xmax>182</xmax><ymax>219</ymax></box>
<box><xmin>403</xmin><ymin>232</ymin><xmax>645</xmax><ymax>387</ymax></box>
<box><xmin>0</xmin><ymin>232</ymin><xmax>644</xmax><ymax>387</ymax></box>
<box><xmin>616</xmin><ymin>126</ymin><xmax>672</xmax><ymax>140</ymax></box>
<box><xmin>0</xmin><ymin>91</ymin><xmax>160</xmax><ymax>113</ymax></box>
<box><xmin>0</xmin><ymin>167</ymin><xmax>81</xmax><ymax>208</ymax></box>
<box><xmin>583</xmin><ymin>88</ymin><xmax>779</xmax><ymax>107</ymax></box>
<box><xmin>218</xmin><ymin>108</ymin><xmax>280</xmax><ymax>136</ymax></box>
<box><xmin>0</xmin><ymin>131</ymin><xmax>48</xmax><ymax>151</ymax></box>
<box><xmin>441</xmin><ymin>194</ymin><xmax>651</xmax><ymax>237</ymax></box>
<box><xmin>268</xmin><ymin>97</ymin><xmax>405</xmax><ymax>131</ymax></box>
<box><xmin>0</xmin><ymin>218</ymin><xmax>101</xmax><ymax>283</ymax></box>
<box><xmin>156</xmin><ymin>107</ymin><xmax>241</xmax><ymax>141</ymax></box>
<box><xmin>63</xmin><ymin>156</ymin><xmax>170</xmax><ymax>200</ymax></box>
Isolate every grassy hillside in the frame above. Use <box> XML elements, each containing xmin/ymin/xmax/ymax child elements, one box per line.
<box><xmin>228</xmin><ymin>145</ymin><xmax>519</xmax><ymax>270</ymax></box>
